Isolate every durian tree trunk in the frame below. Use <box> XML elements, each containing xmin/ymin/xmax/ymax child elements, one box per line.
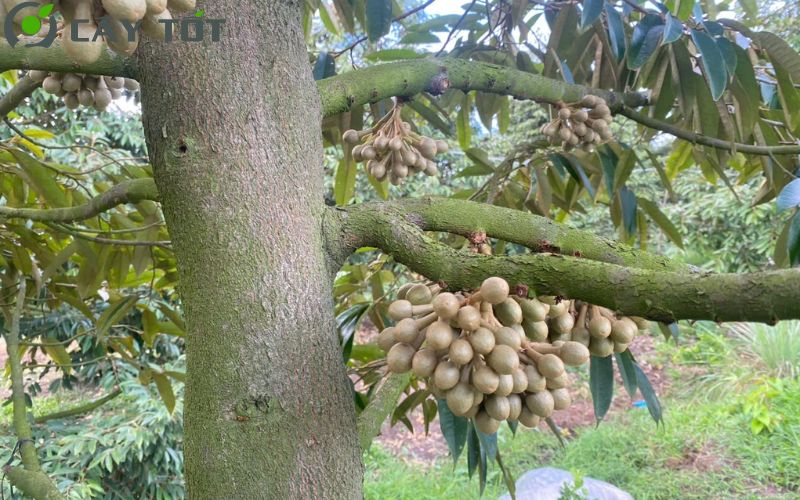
<box><xmin>136</xmin><ymin>2</ymin><xmax>362</xmax><ymax>498</ymax></box>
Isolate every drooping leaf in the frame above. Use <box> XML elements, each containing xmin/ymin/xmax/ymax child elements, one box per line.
<box><xmin>467</xmin><ymin>423</ymin><xmax>480</xmax><ymax>477</ymax></box>
<box><xmin>456</xmin><ymin>93</ymin><xmax>472</xmax><ymax>150</ymax></box>
<box><xmin>580</xmin><ymin>0</ymin><xmax>604</xmax><ymax>29</ymax></box>
<box><xmin>658</xmin><ymin>322</ymin><xmax>680</xmax><ymax>342</ymax></box>
<box><xmin>663</xmin><ymin>13</ymin><xmax>683</xmax><ymax>44</ymax></box>
<box><xmin>634</xmin><ymin>363</ymin><xmax>663</xmax><ymax>424</ymax></box>
<box><xmin>753</xmin><ymin>31</ymin><xmax>800</xmax><ymax>83</ymax></box>
<box><xmin>334</xmin><ymin>155</ymin><xmax>357</xmax><ymax>206</ymax></box>
<box><xmin>589</xmin><ymin>355</ymin><xmax>614</xmax><ymax>423</ymax></box>
<box><xmin>365</xmin><ymin>0</ymin><xmax>393</xmax><ymax>42</ymax></box>
<box><xmin>777</xmin><ymin>179</ymin><xmax>800</xmax><ymax>212</ymax></box>
<box><xmin>615</xmin><ymin>351</ymin><xmax>638</xmax><ymax>398</ymax></box>
<box><xmin>628</xmin><ymin>15</ymin><xmax>664</xmax><ymax>70</ymax></box>
<box><xmin>619</xmin><ymin>186</ymin><xmax>638</xmax><ymax>236</ymax></box>
<box><xmin>605</xmin><ymin>3</ymin><xmax>626</xmax><ymax>61</ymax></box>
<box><xmin>400</xmin><ymin>32</ymin><xmax>440</xmax><ymax>44</ymax></box>
<box><xmin>637</xmin><ymin>197</ymin><xmax>684</xmax><ymax>248</ymax></box>
<box><xmin>715</xmin><ymin>37</ymin><xmax>737</xmax><ymax>76</ymax></box>
<box><xmin>96</xmin><ymin>295</ymin><xmax>138</xmax><ymax>342</ymax></box>
<box><xmin>336</xmin><ymin>303</ymin><xmax>369</xmax><ymax>362</ymax></box>
<box><xmin>675</xmin><ymin>0</ymin><xmax>695</xmax><ymax>20</ymax></box>
<box><xmin>153</xmin><ymin>372</ymin><xmax>176</xmax><ymax>414</ymax></box>
<box><xmin>691</xmin><ymin>29</ymin><xmax>727</xmax><ymax>100</ymax></box>
<box><xmin>41</xmin><ymin>339</ymin><xmax>72</xmax><ymax>374</ymax></box>
<box><xmin>438</xmin><ymin>399</ymin><xmax>469</xmax><ymax>464</ymax></box>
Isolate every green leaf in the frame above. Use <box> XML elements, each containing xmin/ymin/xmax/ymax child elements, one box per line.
<box><xmin>456</xmin><ymin>93</ymin><xmax>472</xmax><ymax>150</ymax></box>
<box><xmin>476</xmin><ymin>429</ymin><xmax>498</xmax><ymax>461</ymax></box>
<box><xmin>663</xmin><ymin>13</ymin><xmax>683</xmax><ymax>44</ymax></box>
<box><xmin>336</xmin><ymin>303</ymin><xmax>369</xmax><ymax>362</ymax></box>
<box><xmin>41</xmin><ymin>340</ymin><xmax>72</xmax><ymax>374</ymax></box>
<box><xmin>318</xmin><ymin>3</ymin><xmax>340</xmax><ymax>35</ymax></box>
<box><xmin>628</xmin><ymin>15</ymin><xmax>664</xmax><ymax>70</ymax></box>
<box><xmin>153</xmin><ymin>373</ymin><xmax>176</xmax><ymax>414</ymax></box>
<box><xmin>637</xmin><ymin>197</ymin><xmax>684</xmax><ymax>248</ymax></box>
<box><xmin>400</xmin><ymin>32</ymin><xmax>440</xmax><ymax>44</ymax></box>
<box><xmin>405</xmin><ymin>99</ymin><xmax>453</xmax><ymax>136</ymax></box>
<box><xmin>658</xmin><ymin>322</ymin><xmax>680</xmax><ymax>342</ymax></box>
<box><xmin>589</xmin><ymin>355</ymin><xmax>614</xmax><ymax>423</ymax></box>
<box><xmin>467</xmin><ymin>423</ymin><xmax>480</xmax><ymax>478</ymax></box>
<box><xmin>312</xmin><ymin>52</ymin><xmax>336</xmax><ymax>81</ymax></box>
<box><xmin>634</xmin><ymin>363</ymin><xmax>663</xmax><ymax>424</ymax></box>
<box><xmin>716</xmin><ymin>37</ymin><xmax>737</xmax><ymax>76</ymax></box>
<box><xmin>364</xmin><ymin>49</ymin><xmax>425</xmax><ymax>61</ymax></box>
<box><xmin>555</xmin><ymin>153</ymin><xmax>595</xmax><ymax>199</ymax></box>
<box><xmin>334</xmin><ymin>156</ymin><xmax>357</xmax><ymax>206</ymax></box>
<box><xmin>615</xmin><ymin>351</ymin><xmax>638</xmax><ymax>398</ymax></box>
<box><xmin>365</xmin><ymin>0</ymin><xmax>393</xmax><ymax>42</ymax></box>
<box><xmin>332</xmin><ymin>0</ymin><xmax>355</xmax><ymax>32</ymax></box>
<box><xmin>788</xmin><ymin>210</ymin><xmax>800</xmax><ymax>266</ymax></box>
<box><xmin>690</xmin><ymin>29</ymin><xmax>727</xmax><ymax>100</ymax></box>
<box><xmin>753</xmin><ymin>31</ymin><xmax>800</xmax><ymax>83</ymax></box>
<box><xmin>777</xmin><ymin>179</ymin><xmax>800</xmax><ymax>212</ymax></box>
<box><xmin>580</xmin><ymin>0</ymin><xmax>604</xmax><ymax>29</ymax></box>
<box><xmin>605</xmin><ymin>4</ymin><xmax>626</xmax><ymax>61</ymax></box>
<box><xmin>9</xmin><ymin>149</ymin><xmax>68</xmax><ymax>207</ymax></box>
<box><xmin>620</xmin><ymin>187</ymin><xmax>638</xmax><ymax>236</ymax></box>
<box><xmin>96</xmin><ymin>295</ymin><xmax>138</xmax><ymax>342</ymax></box>
<box><xmin>675</xmin><ymin>0</ymin><xmax>695</xmax><ymax>20</ymax></box>
<box><xmin>438</xmin><ymin>399</ymin><xmax>468</xmax><ymax>464</ymax></box>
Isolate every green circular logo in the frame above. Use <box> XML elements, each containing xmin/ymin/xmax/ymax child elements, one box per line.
<box><xmin>20</xmin><ymin>15</ymin><xmax>41</xmax><ymax>36</ymax></box>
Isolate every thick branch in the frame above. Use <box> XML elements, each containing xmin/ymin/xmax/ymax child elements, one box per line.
<box><xmin>333</xmin><ymin>202</ymin><xmax>800</xmax><ymax>323</ymax></box>
<box><xmin>34</xmin><ymin>388</ymin><xmax>122</xmax><ymax>424</ymax></box>
<box><xmin>366</xmin><ymin>198</ymin><xmax>692</xmax><ymax>272</ymax></box>
<box><xmin>0</xmin><ymin>40</ymin><xmax>134</xmax><ymax>77</ymax></box>
<box><xmin>318</xmin><ymin>58</ymin><xmax>649</xmax><ymax>118</ymax></box>
<box><xmin>620</xmin><ymin>107</ymin><xmax>800</xmax><ymax>156</ymax></box>
<box><xmin>0</xmin><ymin>178</ymin><xmax>158</xmax><ymax>222</ymax></box>
<box><xmin>2</xmin><ymin>468</ymin><xmax>63</xmax><ymax>500</ymax></box>
<box><xmin>0</xmin><ymin>75</ymin><xmax>39</xmax><ymax>117</ymax></box>
<box><xmin>357</xmin><ymin>372</ymin><xmax>411</xmax><ymax>450</ymax></box>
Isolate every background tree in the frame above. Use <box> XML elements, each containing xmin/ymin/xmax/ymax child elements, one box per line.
<box><xmin>1</xmin><ymin>0</ymin><xmax>799</xmax><ymax>498</ymax></box>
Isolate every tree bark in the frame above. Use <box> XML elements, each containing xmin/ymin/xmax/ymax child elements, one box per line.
<box><xmin>136</xmin><ymin>2</ymin><xmax>362</xmax><ymax>498</ymax></box>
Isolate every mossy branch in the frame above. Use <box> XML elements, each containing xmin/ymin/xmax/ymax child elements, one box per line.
<box><xmin>34</xmin><ymin>388</ymin><xmax>123</xmax><ymax>424</ymax></box>
<box><xmin>0</xmin><ymin>178</ymin><xmax>158</xmax><ymax>222</ymax></box>
<box><xmin>318</xmin><ymin>58</ymin><xmax>649</xmax><ymax>118</ymax></box>
<box><xmin>333</xmin><ymin>200</ymin><xmax>800</xmax><ymax>323</ymax></box>
<box><xmin>0</xmin><ymin>40</ymin><xmax>134</xmax><ymax>77</ymax></box>
<box><xmin>0</xmin><ymin>75</ymin><xmax>39</xmax><ymax>117</ymax></box>
<box><xmin>2</xmin><ymin>280</ymin><xmax>64</xmax><ymax>499</ymax></box>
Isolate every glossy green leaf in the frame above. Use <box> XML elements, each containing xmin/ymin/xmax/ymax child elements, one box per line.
<box><xmin>620</xmin><ymin>187</ymin><xmax>638</xmax><ymax>236</ymax></box>
<box><xmin>457</xmin><ymin>93</ymin><xmax>472</xmax><ymax>150</ymax></box>
<box><xmin>589</xmin><ymin>355</ymin><xmax>614</xmax><ymax>423</ymax></box>
<box><xmin>675</xmin><ymin>0</ymin><xmax>695</xmax><ymax>20</ymax></box>
<box><xmin>336</xmin><ymin>303</ymin><xmax>369</xmax><ymax>362</ymax></box>
<box><xmin>716</xmin><ymin>37</ymin><xmax>737</xmax><ymax>76</ymax></box>
<box><xmin>777</xmin><ymin>179</ymin><xmax>800</xmax><ymax>212</ymax></box>
<box><xmin>581</xmin><ymin>0</ymin><xmax>604</xmax><ymax>29</ymax></box>
<box><xmin>634</xmin><ymin>363</ymin><xmax>663</xmax><ymax>424</ymax></box>
<box><xmin>438</xmin><ymin>399</ymin><xmax>468</xmax><ymax>464</ymax></box>
<box><xmin>663</xmin><ymin>13</ymin><xmax>683</xmax><ymax>44</ymax></box>
<box><xmin>691</xmin><ymin>29</ymin><xmax>727</xmax><ymax>100</ymax></box>
<box><xmin>628</xmin><ymin>15</ymin><xmax>664</xmax><ymax>69</ymax></box>
<box><xmin>365</xmin><ymin>0</ymin><xmax>393</xmax><ymax>42</ymax></box>
<box><xmin>614</xmin><ymin>351</ymin><xmax>638</xmax><ymax>398</ymax></box>
<box><xmin>467</xmin><ymin>423</ymin><xmax>480</xmax><ymax>478</ymax></box>
<box><xmin>605</xmin><ymin>4</ymin><xmax>626</xmax><ymax>61</ymax></box>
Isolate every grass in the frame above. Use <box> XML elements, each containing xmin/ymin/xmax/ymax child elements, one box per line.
<box><xmin>365</xmin><ymin>325</ymin><xmax>800</xmax><ymax>499</ymax></box>
<box><xmin>365</xmin><ymin>397</ymin><xmax>800</xmax><ymax>499</ymax></box>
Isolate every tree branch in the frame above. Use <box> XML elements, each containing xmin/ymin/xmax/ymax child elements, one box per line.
<box><xmin>318</xmin><ymin>58</ymin><xmax>650</xmax><ymax>118</ymax></box>
<box><xmin>619</xmin><ymin>106</ymin><xmax>800</xmax><ymax>156</ymax></box>
<box><xmin>0</xmin><ymin>75</ymin><xmax>39</xmax><ymax>117</ymax></box>
<box><xmin>0</xmin><ymin>40</ymin><xmax>134</xmax><ymax>77</ymax></box>
<box><xmin>0</xmin><ymin>178</ymin><xmax>158</xmax><ymax>222</ymax></box>
<box><xmin>357</xmin><ymin>372</ymin><xmax>411</xmax><ymax>450</ymax></box>
<box><xmin>332</xmin><ymin>200</ymin><xmax>800</xmax><ymax>323</ymax></box>
<box><xmin>362</xmin><ymin>198</ymin><xmax>693</xmax><ymax>272</ymax></box>
<box><xmin>34</xmin><ymin>388</ymin><xmax>122</xmax><ymax>424</ymax></box>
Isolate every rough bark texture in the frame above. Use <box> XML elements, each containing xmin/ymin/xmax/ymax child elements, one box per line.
<box><xmin>136</xmin><ymin>3</ymin><xmax>362</xmax><ymax>498</ymax></box>
<box><xmin>332</xmin><ymin>203</ymin><xmax>800</xmax><ymax>323</ymax></box>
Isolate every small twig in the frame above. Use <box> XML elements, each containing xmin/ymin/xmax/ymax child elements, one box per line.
<box><xmin>47</xmin><ymin>222</ymin><xmax>171</xmax><ymax>248</ymax></box>
<box><xmin>436</xmin><ymin>0</ymin><xmax>479</xmax><ymax>56</ymax></box>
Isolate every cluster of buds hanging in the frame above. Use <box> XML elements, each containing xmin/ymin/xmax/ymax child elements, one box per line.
<box><xmin>29</xmin><ymin>71</ymin><xmax>138</xmax><ymax>111</ymax></box>
<box><xmin>342</xmin><ymin>101</ymin><xmax>448</xmax><ymax>186</ymax></box>
<box><xmin>540</xmin><ymin>96</ymin><xmax>614</xmax><ymax>152</ymax></box>
<box><xmin>378</xmin><ymin>277</ymin><xmax>648</xmax><ymax>435</ymax></box>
